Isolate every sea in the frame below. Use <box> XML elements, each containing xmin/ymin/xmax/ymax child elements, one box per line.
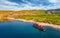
<box><xmin>0</xmin><ymin>20</ymin><xmax>60</xmax><ymax>38</ymax></box>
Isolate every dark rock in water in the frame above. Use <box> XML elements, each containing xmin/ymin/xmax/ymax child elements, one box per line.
<box><xmin>32</xmin><ymin>22</ymin><xmax>45</xmax><ymax>32</ymax></box>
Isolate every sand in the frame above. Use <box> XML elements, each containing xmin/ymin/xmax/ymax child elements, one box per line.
<box><xmin>8</xmin><ymin>18</ymin><xmax>60</xmax><ymax>29</ymax></box>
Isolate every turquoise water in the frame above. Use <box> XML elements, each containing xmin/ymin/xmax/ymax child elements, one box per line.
<box><xmin>0</xmin><ymin>20</ymin><xmax>60</xmax><ymax>38</ymax></box>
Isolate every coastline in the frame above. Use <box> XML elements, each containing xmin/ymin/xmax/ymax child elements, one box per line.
<box><xmin>8</xmin><ymin>18</ymin><xmax>60</xmax><ymax>29</ymax></box>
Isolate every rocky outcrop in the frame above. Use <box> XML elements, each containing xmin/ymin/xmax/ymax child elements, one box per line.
<box><xmin>32</xmin><ymin>22</ymin><xmax>45</xmax><ymax>31</ymax></box>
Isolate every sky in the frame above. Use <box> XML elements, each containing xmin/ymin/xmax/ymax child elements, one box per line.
<box><xmin>0</xmin><ymin>0</ymin><xmax>60</xmax><ymax>10</ymax></box>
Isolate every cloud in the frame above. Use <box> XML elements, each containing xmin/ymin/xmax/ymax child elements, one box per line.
<box><xmin>48</xmin><ymin>0</ymin><xmax>60</xmax><ymax>3</ymax></box>
<box><xmin>0</xmin><ymin>0</ymin><xmax>20</xmax><ymax>10</ymax></box>
<box><xmin>0</xmin><ymin>4</ymin><xmax>20</xmax><ymax>10</ymax></box>
<box><xmin>0</xmin><ymin>0</ymin><xmax>60</xmax><ymax>10</ymax></box>
<box><xmin>0</xmin><ymin>0</ymin><xmax>19</xmax><ymax>6</ymax></box>
<box><xmin>47</xmin><ymin>0</ymin><xmax>60</xmax><ymax>9</ymax></box>
<box><xmin>4</xmin><ymin>1</ymin><xmax>19</xmax><ymax>6</ymax></box>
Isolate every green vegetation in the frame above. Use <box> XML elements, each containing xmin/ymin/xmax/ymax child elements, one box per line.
<box><xmin>0</xmin><ymin>10</ymin><xmax>60</xmax><ymax>25</ymax></box>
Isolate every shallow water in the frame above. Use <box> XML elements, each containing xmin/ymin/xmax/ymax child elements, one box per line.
<box><xmin>0</xmin><ymin>20</ymin><xmax>60</xmax><ymax>38</ymax></box>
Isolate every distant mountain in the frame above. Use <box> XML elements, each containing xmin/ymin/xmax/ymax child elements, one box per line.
<box><xmin>54</xmin><ymin>9</ymin><xmax>60</xmax><ymax>11</ymax></box>
<box><xmin>46</xmin><ymin>9</ymin><xmax>60</xmax><ymax>14</ymax></box>
<box><xmin>47</xmin><ymin>8</ymin><xmax>60</xmax><ymax>11</ymax></box>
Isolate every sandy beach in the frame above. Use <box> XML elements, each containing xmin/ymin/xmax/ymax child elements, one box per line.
<box><xmin>8</xmin><ymin>18</ymin><xmax>60</xmax><ymax>29</ymax></box>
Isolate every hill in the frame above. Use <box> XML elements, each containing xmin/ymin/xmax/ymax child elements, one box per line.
<box><xmin>46</xmin><ymin>9</ymin><xmax>60</xmax><ymax>14</ymax></box>
<box><xmin>0</xmin><ymin>10</ymin><xmax>60</xmax><ymax>25</ymax></box>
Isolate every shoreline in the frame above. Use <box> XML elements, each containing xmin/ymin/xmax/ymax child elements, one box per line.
<box><xmin>8</xmin><ymin>18</ymin><xmax>60</xmax><ymax>29</ymax></box>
